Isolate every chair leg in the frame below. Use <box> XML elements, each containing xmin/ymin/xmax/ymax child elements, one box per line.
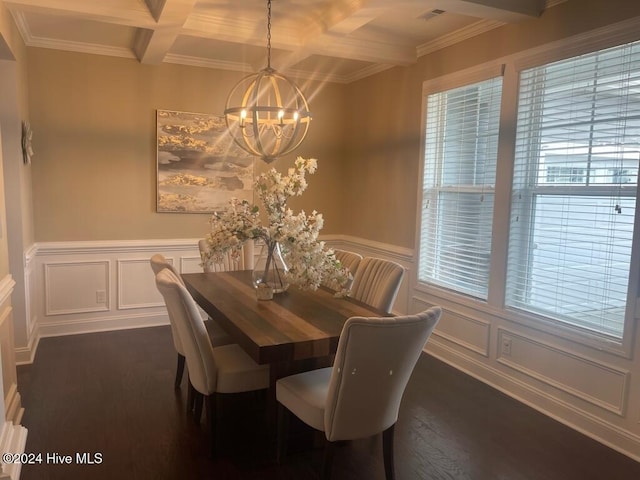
<box><xmin>382</xmin><ymin>424</ymin><xmax>396</xmax><ymax>480</ymax></box>
<box><xmin>187</xmin><ymin>376</ymin><xmax>204</xmax><ymax>423</ymax></box>
<box><xmin>205</xmin><ymin>393</ymin><xmax>218</xmax><ymax>457</ymax></box>
<box><xmin>193</xmin><ymin>392</ymin><xmax>204</xmax><ymax>424</ymax></box>
<box><xmin>187</xmin><ymin>377</ymin><xmax>195</xmax><ymax>412</ymax></box>
<box><xmin>321</xmin><ymin>440</ymin><xmax>336</xmax><ymax>480</ymax></box>
<box><xmin>276</xmin><ymin>402</ymin><xmax>290</xmax><ymax>464</ymax></box>
<box><xmin>174</xmin><ymin>354</ymin><xmax>185</xmax><ymax>389</ymax></box>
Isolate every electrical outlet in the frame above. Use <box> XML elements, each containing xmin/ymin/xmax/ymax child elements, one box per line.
<box><xmin>96</xmin><ymin>290</ymin><xmax>106</xmax><ymax>304</ymax></box>
<box><xmin>501</xmin><ymin>336</ymin><xmax>512</xmax><ymax>356</ymax></box>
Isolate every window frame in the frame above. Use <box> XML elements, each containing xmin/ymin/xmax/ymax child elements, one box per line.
<box><xmin>414</xmin><ymin>19</ymin><xmax>640</xmax><ymax>358</ymax></box>
<box><xmin>418</xmin><ymin>74</ymin><xmax>503</xmax><ymax>299</ymax></box>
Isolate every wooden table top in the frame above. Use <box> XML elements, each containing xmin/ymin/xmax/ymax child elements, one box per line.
<box><xmin>182</xmin><ymin>270</ymin><xmax>385</xmax><ymax>365</ymax></box>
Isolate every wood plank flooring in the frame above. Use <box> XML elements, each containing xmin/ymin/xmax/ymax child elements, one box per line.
<box><xmin>16</xmin><ymin>325</ymin><xmax>640</xmax><ymax>480</ymax></box>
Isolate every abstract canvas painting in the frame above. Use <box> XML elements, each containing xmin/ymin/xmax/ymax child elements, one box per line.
<box><xmin>156</xmin><ymin>109</ymin><xmax>254</xmax><ymax>213</ymax></box>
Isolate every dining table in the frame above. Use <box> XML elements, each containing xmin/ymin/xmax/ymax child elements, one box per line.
<box><xmin>181</xmin><ymin>270</ymin><xmax>387</xmax><ymax>429</ymax></box>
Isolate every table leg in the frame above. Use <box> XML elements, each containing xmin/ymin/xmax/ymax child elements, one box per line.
<box><xmin>267</xmin><ymin>361</ymin><xmax>292</xmax><ymax>458</ymax></box>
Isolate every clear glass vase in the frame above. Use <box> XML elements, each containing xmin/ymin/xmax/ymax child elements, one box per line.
<box><xmin>252</xmin><ymin>241</ymin><xmax>289</xmax><ymax>295</ymax></box>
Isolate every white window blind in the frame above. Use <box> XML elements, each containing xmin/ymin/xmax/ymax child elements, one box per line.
<box><xmin>506</xmin><ymin>40</ymin><xmax>640</xmax><ymax>338</ymax></box>
<box><xmin>419</xmin><ymin>77</ymin><xmax>503</xmax><ymax>299</ymax></box>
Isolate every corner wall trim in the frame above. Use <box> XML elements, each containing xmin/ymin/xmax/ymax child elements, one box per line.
<box><xmin>0</xmin><ymin>276</ymin><xmax>15</xmax><ymax>308</ymax></box>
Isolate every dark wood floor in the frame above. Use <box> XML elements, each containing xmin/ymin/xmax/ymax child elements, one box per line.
<box><xmin>17</xmin><ymin>325</ymin><xmax>640</xmax><ymax>480</ymax></box>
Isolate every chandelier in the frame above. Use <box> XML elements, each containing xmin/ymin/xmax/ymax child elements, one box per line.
<box><xmin>224</xmin><ymin>0</ymin><xmax>311</xmax><ymax>163</ymax></box>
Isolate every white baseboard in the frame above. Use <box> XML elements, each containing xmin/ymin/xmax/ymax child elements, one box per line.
<box><xmin>15</xmin><ymin>324</ymin><xmax>39</xmax><ymax>366</ymax></box>
<box><xmin>0</xmin><ymin>421</ymin><xmax>28</xmax><ymax>480</ymax></box>
<box><xmin>4</xmin><ymin>384</ymin><xmax>23</xmax><ymax>426</ymax></box>
<box><xmin>38</xmin><ymin>311</ymin><xmax>169</xmax><ymax>339</ymax></box>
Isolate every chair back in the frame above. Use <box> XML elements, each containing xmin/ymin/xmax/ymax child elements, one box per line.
<box><xmin>150</xmin><ymin>253</ymin><xmax>183</xmax><ymax>282</ymax></box>
<box><xmin>199</xmin><ymin>239</ymin><xmax>255</xmax><ymax>272</ymax></box>
<box><xmin>150</xmin><ymin>254</ymin><xmax>184</xmax><ymax>355</ymax></box>
<box><xmin>324</xmin><ymin>307</ymin><xmax>442</xmax><ymax>442</ymax></box>
<box><xmin>334</xmin><ymin>250</ymin><xmax>362</xmax><ymax>278</ymax></box>
<box><xmin>155</xmin><ymin>268</ymin><xmax>218</xmax><ymax>395</ymax></box>
<box><xmin>322</xmin><ymin>249</ymin><xmax>363</xmax><ymax>292</ymax></box>
<box><xmin>349</xmin><ymin>257</ymin><xmax>404</xmax><ymax>313</ymax></box>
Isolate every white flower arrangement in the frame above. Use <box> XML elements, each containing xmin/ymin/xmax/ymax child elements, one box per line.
<box><xmin>202</xmin><ymin>157</ymin><xmax>349</xmax><ymax>293</ymax></box>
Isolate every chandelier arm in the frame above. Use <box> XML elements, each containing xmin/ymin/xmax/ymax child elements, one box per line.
<box><xmin>277</xmin><ymin>121</ymin><xmax>306</xmax><ymax>157</ymax></box>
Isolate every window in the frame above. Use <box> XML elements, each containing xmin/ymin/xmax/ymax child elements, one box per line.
<box><xmin>419</xmin><ymin>77</ymin><xmax>503</xmax><ymax>299</ymax></box>
<box><xmin>546</xmin><ymin>166</ymin><xmax>586</xmax><ymax>184</ymax></box>
<box><xmin>506</xmin><ymin>41</ymin><xmax>640</xmax><ymax>339</ymax></box>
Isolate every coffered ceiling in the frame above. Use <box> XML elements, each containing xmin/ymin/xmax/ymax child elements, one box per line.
<box><xmin>4</xmin><ymin>0</ymin><xmax>560</xmax><ymax>83</ymax></box>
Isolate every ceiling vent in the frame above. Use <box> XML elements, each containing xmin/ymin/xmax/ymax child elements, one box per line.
<box><xmin>419</xmin><ymin>9</ymin><xmax>445</xmax><ymax>21</ymax></box>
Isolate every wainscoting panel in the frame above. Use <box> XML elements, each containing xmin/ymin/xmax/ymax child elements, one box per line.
<box><xmin>413</xmin><ymin>296</ymin><xmax>490</xmax><ymax>357</ymax></box>
<box><xmin>44</xmin><ymin>260</ymin><xmax>110</xmax><ymax>315</ymax></box>
<box><xmin>181</xmin><ymin>255</ymin><xmax>204</xmax><ymax>274</ymax></box>
<box><xmin>117</xmin><ymin>258</ymin><xmax>166</xmax><ymax>310</ymax></box>
<box><xmin>16</xmin><ymin>246</ymin><xmax>40</xmax><ymax>365</ymax></box>
<box><xmin>32</xmin><ymin>239</ymin><xmax>203</xmax><ymax>340</ymax></box>
<box><xmin>496</xmin><ymin>329</ymin><xmax>630</xmax><ymax>416</ymax></box>
<box><xmin>19</xmin><ymin>236</ymin><xmax>640</xmax><ymax>462</ymax></box>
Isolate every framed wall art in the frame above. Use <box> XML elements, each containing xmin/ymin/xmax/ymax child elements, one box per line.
<box><xmin>156</xmin><ymin>109</ymin><xmax>254</xmax><ymax>213</ymax></box>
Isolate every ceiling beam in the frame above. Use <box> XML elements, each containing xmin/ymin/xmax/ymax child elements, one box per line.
<box><xmin>182</xmin><ymin>0</ymin><xmax>417</xmax><ymax>65</ymax></box>
<box><xmin>3</xmin><ymin>0</ymin><xmax>155</xmax><ymax>27</ymax></box>
<box><xmin>135</xmin><ymin>0</ymin><xmax>199</xmax><ymax>64</ymax></box>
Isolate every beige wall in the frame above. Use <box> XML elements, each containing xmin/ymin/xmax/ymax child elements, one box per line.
<box><xmin>27</xmin><ymin>50</ymin><xmax>347</xmax><ymax>242</ymax></box>
<box><xmin>342</xmin><ymin>0</ymin><xmax>640</xmax><ymax>249</ymax></box>
<box><xmin>25</xmin><ymin>0</ymin><xmax>640</xmax><ymax>247</ymax></box>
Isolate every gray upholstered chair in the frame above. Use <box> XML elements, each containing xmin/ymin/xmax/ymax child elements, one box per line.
<box><xmin>155</xmin><ymin>268</ymin><xmax>270</xmax><ymax>455</ymax></box>
<box><xmin>150</xmin><ymin>253</ymin><xmax>232</xmax><ymax>389</ymax></box>
<box><xmin>276</xmin><ymin>307</ymin><xmax>442</xmax><ymax>479</ymax></box>
<box><xmin>349</xmin><ymin>257</ymin><xmax>404</xmax><ymax>313</ymax></box>
<box><xmin>198</xmin><ymin>238</ymin><xmax>254</xmax><ymax>272</ymax></box>
<box><xmin>323</xmin><ymin>249</ymin><xmax>362</xmax><ymax>292</ymax></box>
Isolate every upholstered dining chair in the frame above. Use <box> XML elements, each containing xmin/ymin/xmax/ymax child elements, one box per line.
<box><xmin>155</xmin><ymin>268</ymin><xmax>270</xmax><ymax>455</ymax></box>
<box><xmin>349</xmin><ymin>257</ymin><xmax>404</xmax><ymax>314</ymax></box>
<box><xmin>198</xmin><ymin>238</ymin><xmax>254</xmax><ymax>272</ymax></box>
<box><xmin>150</xmin><ymin>254</ymin><xmax>232</xmax><ymax>389</ymax></box>
<box><xmin>150</xmin><ymin>254</ymin><xmax>189</xmax><ymax>389</ymax></box>
<box><xmin>276</xmin><ymin>307</ymin><xmax>442</xmax><ymax>479</ymax></box>
<box><xmin>323</xmin><ymin>249</ymin><xmax>363</xmax><ymax>292</ymax></box>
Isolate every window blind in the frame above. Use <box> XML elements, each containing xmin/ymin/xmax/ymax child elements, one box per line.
<box><xmin>506</xmin><ymin>40</ymin><xmax>640</xmax><ymax>338</ymax></box>
<box><xmin>419</xmin><ymin>77</ymin><xmax>503</xmax><ymax>299</ymax></box>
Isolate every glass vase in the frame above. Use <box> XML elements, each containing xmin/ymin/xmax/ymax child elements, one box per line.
<box><xmin>252</xmin><ymin>241</ymin><xmax>289</xmax><ymax>296</ymax></box>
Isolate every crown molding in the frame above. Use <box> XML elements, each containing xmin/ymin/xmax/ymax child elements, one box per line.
<box><xmin>163</xmin><ymin>53</ymin><xmax>250</xmax><ymax>72</ymax></box>
<box><xmin>417</xmin><ymin>19</ymin><xmax>505</xmax><ymax>58</ymax></box>
<box><xmin>343</xmin><ymin>63</ymin><xmax>394</xmax><ymax>84</ymax></box>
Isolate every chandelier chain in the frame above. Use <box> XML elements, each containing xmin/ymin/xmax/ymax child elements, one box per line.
<box><xmin>266</xmin><ymin>0</ymin><xmax>272</xmax><ymax>69</ymax></box>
